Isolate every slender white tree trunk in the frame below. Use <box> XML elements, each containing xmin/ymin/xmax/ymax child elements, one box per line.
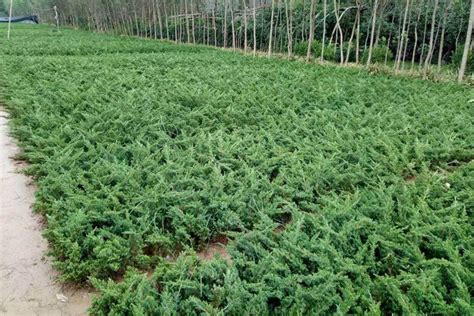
<box><xmin>437</xmin><ymin>0</ymin><xmax>451</xmax><ymax>70</ymax></box>
<box><xmin>396</xmin><ymin>0</ymin><xmax>410</xmax><ymax>72</ymax></box>
<box><xmin>333</xmin><ymin>0</ymin><xmax>344</xmax><ymax>64</ymax></box>
<box><xmin>285</xmin><ymin>0</ymin><xmax>293</xmax><ymax>58</ymax></box>
<box><xmin>212</xmin><ymin>7</ymin><xmax>217</xmax><ymax>46</ymax></box>
<box><xmin>401</xmin><ymin>2</ymin><xmax>413</xmax><ymax>70</ymax></box>
<box><xmin>268</xmin><ymin>0</ymin><xmax>275</xmax><ymax>56</ymax></box>
<box><xmin>458</xmin><ymin>0</ymin><xmax>474</xmax><ymax>82</ymax></box>
<box><xmin>7</xmin><ymin>0</ymin><xmax>13</xmax><ymax>39</ymax></box>
<box><xmin>355</xmin><ymin>1</ymin><xmax>361</xmax><ymax>63</ymax></box>
<box><xmin>419</xmin><ymin>2</ymin><xmax>429</xmax><ymax>67</ymax></box>
<box><xmin>306</xmin><ymin>0</ymin><xmax>316</xmax><ymax>61</ymax></box>
<box><xmin>424</xmin><ymin>0</ymin><xmax>439</xmax><ymax>75</ymax></box>
<box><xmin>345</xmin><ymin>9</ymin><xmax>359</xmax><ymax>64</ymax></box>
<box><xmin>231</xmin><ymin>2</ymin><xmax>236</xmax><ymax>50</ymax></box>
<box><xmin>411</xmin><ymin>2</ymin><xmax>422</xmax><ymax>71</ymax></box>
<box><xmin>321</xmin><ymin>0</ymin><xmax>327</xmax><ymax>61</ymax></box>
<box><xmin>366</xmin><ymin>0</ymin><xmax>379</xmax><ymax>65</ymax></box>
<box><xmin>224</xmin><ymin>0</ymin><xmax>228</xmax><ymax>47</ymax></box>
<box><xmin>253</xmin><ymin>0</ymin><xmax>257</xmax><ymax>55</ymax></box>
<box><xmin>243</xmin><ymin>0</ymin><xmax>248</xmax><ymax>52</ymax></box>
<box><xmin>185</xmin><ymin>0</ymin><xmax>190</xmax><ymax>43</ymax></box>
<box><xmin>190</xmin><ymin>0</ymin><xmax>195</xmax><ymax>44</ymax></box>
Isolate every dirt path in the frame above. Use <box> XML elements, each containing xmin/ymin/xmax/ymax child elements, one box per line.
<box><xmin>0</xmin><ymin>108</ymin><xmax>91</xmax><ymax>315</ymax></box>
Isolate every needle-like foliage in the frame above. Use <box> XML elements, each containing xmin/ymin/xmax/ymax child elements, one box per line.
<box><xmin>1</xmin><ymin>25</ymin><xmax>473</xmax><ymax>314</ymax></box>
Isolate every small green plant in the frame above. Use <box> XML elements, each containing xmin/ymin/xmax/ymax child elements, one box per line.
<box><xmin>362</xmin><ymin>44</ymin><xmax>393</xmax><ymax>63</ymax></box>
<box><xmin>335</xmin><ymin>42</ymin><xmax>358</xmax><ymax>63</ymax></box>
<box><xmin>451</xmin><ymin>45</ymin><xmax>473</xmax><ymax>74</ymax></box>
<box><xmin>294</xmin><ymin>40</ymin><xmax>336</xmax><ymax>61</ymax></box>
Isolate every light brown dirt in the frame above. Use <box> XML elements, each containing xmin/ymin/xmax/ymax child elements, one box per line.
<box><xmin>0</xmin><ymin>108</ymin><xmax>91</xmax><ymax>315</ymax></box>
<box><xmin>196</xmin><ymin>235</ymin><xmax>231</xmax><ymax>263</ymax></box>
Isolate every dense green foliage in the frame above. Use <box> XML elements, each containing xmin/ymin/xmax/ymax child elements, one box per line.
<box><xmin>1</xmin><ymin>25</ymin><xmax>473</xmax><ymax>314</ymax></box>
<box><xmin>452</xmin><ymin>45</ymin><xmax>474</xmax><ymax>74</ymax></box>
<box><xmin>294</xmin><ymin>40</ymin><xmax>337</xmax><ymax>61</ymax></box>
<box><xmin>362</xmin><ymin>44</ymin><xmax>392</xmax><ymax>64</ymax></box>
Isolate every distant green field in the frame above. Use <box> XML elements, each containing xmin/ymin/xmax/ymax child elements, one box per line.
<box><xmin>1</xmin><ymin>25</ymin><xmax>473</xmax><ymax>315</ymax></box>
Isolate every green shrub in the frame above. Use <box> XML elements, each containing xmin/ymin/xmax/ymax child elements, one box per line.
<box><xmin>335</xmin><ymin>42</ymin><xmax>358</xmax><ymax>63</ymax></box>
<box><xmin>92</xmin><ymin>167</ymin><xmax>474</xmax><ymax>315</ymax></box>
<box><xmin>362</xmin><ymin>44</ymin><xmax>393</xmax><ymax>63</ymax></box>
<box><xmin>294</xmin><ymin>40</ymin><xmax>336</xmax><ymax>61</ymax></box>
<box><xmin>1</xmin><ymin>24</ymin><xmax>473</xmax><ymax>315</ymax></box>
<box><xmin>451</xmin><ymin>45</ymin><xmax>474</xmax><ymax>74</ymax></box>
<box><xmin>90</xmin><ymin>269</ymin><xmax>160</xmax><ymax>315</ymax></box>
<box><xmin>293</xmin><ymin>41</ymin><xmax>308</xmax><ymax>56</ymax></box>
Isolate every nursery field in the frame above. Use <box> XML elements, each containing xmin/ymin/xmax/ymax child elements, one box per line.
<box><xmin>1</xmin><ymin>25</ymin><xmax>473</xmax><ymax>314</ymax></box>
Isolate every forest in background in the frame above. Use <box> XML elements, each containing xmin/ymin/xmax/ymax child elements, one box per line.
<box><xmin>2</xmin><ymin>0</ymin><xmax>473</xmax><ymax>81</ymax></box>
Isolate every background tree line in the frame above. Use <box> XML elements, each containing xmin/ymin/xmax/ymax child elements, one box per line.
<box><xmin>3</xmin><ymin>0</ymin><xmax>474</xmax><ymax>80</ymax></box>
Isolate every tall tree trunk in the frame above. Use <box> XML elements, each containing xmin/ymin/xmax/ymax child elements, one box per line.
<box><xmin>393</xmin><ymin>4</ymin><xmax>404</xmax><ymax>64</ymax></box>
<box><xmin>231</xmin><ymin>1</ymin><xmax>236</xmax><ymax>50</ymax></box>
<box><xmin>203</xmin><ymin>13</ymin><xmax>207</xmax><ymax>44</ymax></box>
<box><xmin>345</xmin><ymin>8</ymin><xmax>359</xmax><ymax>64</ymax></box>
<box><xmin>268</xmin><ymin>0</ymin><xmax>276</xmax><ymax>56</ymax></box>
<box><xmin>260</xmin><ymin>1</ymin><xmax>265</xmax><ymax>48</ymax></box>
<box><xmin>384</xmin><ymin>8</ymin><xmax>396</xmax><ymax>65</ymax></box>
<box><xmin>212</xmin><ymin>7</ymin><xmax>217</xmax><ymax>46</ymax></box>
<box><xmin>285</xmin><ymin>0</ymin><xmax>293</xmax><ymax>59</ymax></box>
<box><xmin>165</xmin><ymin>2</ymin><xmax>170</xmax><ymax>40</ymax></box>
<box><xmin>174</xmin><ymin>3</ymin><xmax>179</xmax><ymax>42</ymax></box>
<box><xmin>157</xmin><ymin>0</ymin><xmax>164</xmax><ymax>39</ymax></box>
<box><xmin>7</xmin><ymin>0</ymin><xmax>13</xmax><ymax>39</ymax></box>
<box><xmin>185</xmin><ymin>0</ymin><xmax>191</xmax><ymax>43</ymax></box>
<box><xmin>411</xmin><ymin>1</ymin><xmax>422</xmax><ymax>71</ymax></box>
<box><xmin>401</xmin><ymin>1</ymin><xmax>413</xmax><ymax>70</ymax></box>
<box><xmin>306</xmin><ymin>0</ymin><xmax>316</xmax><ymax>61</ymax></box>
<box><xmin>424</xmin><ymin>0</ymin><xmax>439</xmax><ymax>75</ymax></box>
<box><xmin>301</xmin><ymin>0</ymin><xmax>306</xmax><ymax>41</ymax></box>
<box><xmin>334</xmin><ymin>0</ymin><xmax>344</xmax><ymax>64</ymax></box>
<box><xmin>321</xmin><ymin>0</ymin><xmax>327</xmax><ymax>61</ymax></box>
<box><xmin>366</xmin><ymin>0</ymin><xmax>379</xmax><ymax>65</ymax></box>
<box><xmin>152</xmin><ymin>0</ymin><xmax>158</xmax><ymax>39</ymax></box>
<box><xmin>276</xmin><ymin>0</ymin><xmax>282</xmax><ymax>50</ymax></box>
<box><xmin>253</xmin><ymin>0</ymin><xmax>257</xmax><ymax>55</ymax></box>
<box><xmin>289</xmin><ymin>0</ymin><xmax>294</xmax><ymax>55</ymax></box>
<box><xmin>179</xmin><ymin>11</ymin><xmax>183</xmax><ymax>41</ymax></box>
<box><xmin>458</xmin><ymin>0</ymin><xmax>474</xmax><ymax>82</ymax></box>
<box><xmin>224</xmin><ymin>0</ymin><xmax>228</xmax><ymax>48</ymax></box>
<box><xmin>455</xmin><ymin>16</ymin><xmax>464</xmax><ymax>50</ymax></box>
<box><xmin>419</xmin><ymin>1</ymin><xmax>429</xmax><ymax>67</ymax></box>
<box><xmin>190</xmin><ymin>0</ymin><xmax>195</xmax><ymax>44</ymax></box>
<box><xmin>132</xmin><ymin>1</ymin><xmax>139</xmax><ymax>36</ymax></box>
<box><xmin>396</xmin><ymin>0</ymin><xmax>410</xmax><ymax>72</ymax></box>
<box><xmin>363</xmin><ymin>6</ymin><xmax>373</xmax><ymax>51</ymax></box>
<box><xmin>355</xmin><ymin>0</ymin><xmax>361</xmax><ymax>63</ymax></box>
<box><xmin>374</xmin><ymin>0</ymin><xmax>387</xmax><ymax>47</ymax></box>
<box><xmin>437</xmin><ymin>0</ymin><xmax>451</xmax><ymax>70</ymax></box>
<box><xmin>428</xmin><ymin>10</ymin><xmax>443</xmax><ymax>66</ymax></box>
<box><xmin>243</xmin><ymin>0</ymin><xmax>248</xmax><ymax>52</ymax></box>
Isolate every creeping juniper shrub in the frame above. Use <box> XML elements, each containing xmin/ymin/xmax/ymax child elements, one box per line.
<box><xmin>1</xmin><ymin>25</ymin><xmax>473</xmax><ymax>315</ymax></box>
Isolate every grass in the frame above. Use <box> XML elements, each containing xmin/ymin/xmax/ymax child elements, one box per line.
<box><xmin>1</xmin><ymin>24</ymin><xmax>473</xmax><ymax>314</ymax></box>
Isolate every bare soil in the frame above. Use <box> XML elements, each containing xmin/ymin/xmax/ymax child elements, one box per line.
<box><xmin>196</xmin><ymin>235</ymin><xmax>231</xmax><ymax>263</ymax></box>
<box><xmin>0</xmin><ymin>108</ymin><xmax>91</xmax><ymax>315</ymax></box>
